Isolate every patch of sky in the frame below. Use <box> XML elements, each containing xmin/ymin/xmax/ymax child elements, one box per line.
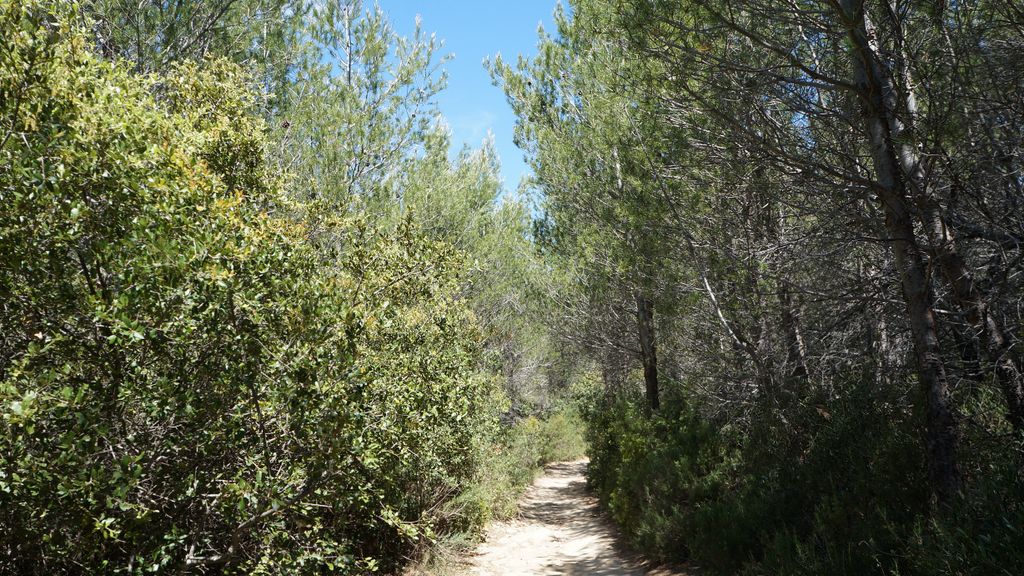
<box><xmin>379</xmin><ymin>1</ymin><xmax>561</xmax><ymax>194</ymax></box>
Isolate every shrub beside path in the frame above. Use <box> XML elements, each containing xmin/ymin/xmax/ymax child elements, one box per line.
<box><xmin>458</xmin><ymin>460</ymin><xmax>695</xmax><ymax>576</ymax></box>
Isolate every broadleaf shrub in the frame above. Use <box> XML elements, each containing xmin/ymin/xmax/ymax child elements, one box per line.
<box><xmin>0</xmin><ymin>2</ymin><xmax>497</xmax><ymax>573</ymax></box>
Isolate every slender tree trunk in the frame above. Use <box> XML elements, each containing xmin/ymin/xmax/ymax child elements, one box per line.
<box><xmin>914</xmin><ymin>197</ymin><xmax>1023</xmax><ymax>431</ymax></box>
<box><xmin>779</xmin><ymin>284</ymin><xmax>809</xmax><ymax>381</ymax></box>
<box><xmin>635</xmin><ymin>291</ymin><xmax>660</xmax><ymax>412</ymax></box>
<box><xmin>878</xmin><ymin>3</ymin><xmax>1024</xmax><ymax>431</ymax></box>
<box><xmin>601</xmin><ymin>344</ymin><xmax>625</xmax><ymax>396</ymax></box>
<box><xmin>867</xmin><ymin>297</ymin><xmax>894</xmax><ymax>389</ymax></box>
<box><xmin>840</xmin><ymin>0</ymin><xmax>960</xmax><ymax>501</ymax></box>
<box><xmin>859</xmin><ymin>259</ymin><xmax>896</xmax><ymax>390</ymax></box>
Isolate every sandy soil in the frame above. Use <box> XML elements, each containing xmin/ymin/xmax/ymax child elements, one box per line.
<box><xmin>458</xmin><ymin>460</ymin><xmax>693</xmax><ymax>576</ymax></box>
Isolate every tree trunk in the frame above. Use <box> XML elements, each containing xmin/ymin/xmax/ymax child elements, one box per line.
<box><xmin>876</xmin><ymin>4</ymin><xmax>1024</xmax><ymax>431</ymax></box>
<box><xmin>635</xmin><ymin>292</ymin><xmax>660</xmax><ymax>412</ymax></box>
<box><xmin>600</xmin><ymin>344</ymin><xmax>625</xmax><ymax>398</ymax></box>
<box><xmin>779</xmin><ymin>284</ymin><xmax>809</xmax><ymax>381</ymax></box>
<box><xmin>840</xmin><ymin>0</ymin><xmax>961</xmax><ymax>502</ymax></box>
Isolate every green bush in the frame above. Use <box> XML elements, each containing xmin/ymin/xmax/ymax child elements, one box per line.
<box><xmin>0</xmin><ymin>3</ymin><xmax>495</xmax><ymax>573</ymax></box>
<box><xmin>582</xmin><ymin>390</ymin><xmax>740</xmax><ymax>566</ymax></box>
<box><xmin>900</xmin><ymin>434</ymin><xmax>1024</xmax><ymax>576</ymax></box>
<box><xmin>582</xmin><ymin>374</ymin><xmax>1024</xmax><ymax>576</ymax></box>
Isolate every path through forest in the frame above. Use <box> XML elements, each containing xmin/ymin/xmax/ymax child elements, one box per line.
<box><xmin>459</xmin><ymin>460</ymin><xmax>692</xmax><ymax>576</ymax></box>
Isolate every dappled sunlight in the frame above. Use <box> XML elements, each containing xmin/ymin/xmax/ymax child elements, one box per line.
<box><xmin>462</xmin><ymin>461</ymin><xmax>694</xmax><ymax>576</ymax></box>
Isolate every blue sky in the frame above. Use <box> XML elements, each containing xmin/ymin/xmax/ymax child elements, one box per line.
<box><xmin>379</xmin><ymin>1</ymin><xmax>559</xmax><ymax>192</ymax></box>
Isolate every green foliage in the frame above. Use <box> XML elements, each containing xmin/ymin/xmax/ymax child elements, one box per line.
<box><xmin>0</xmin><ymin>2</ymin><xmax>498</xmax><ymax>573</ymax></box>
<box><xmin>22</xmin><ymin>1</ymin><xmax>1024</xmax><ymax>575</ymax></box>
<box><xmin>582</xmin><ymin>375</ymin><xmax>1024</xmax><ymax>576</ymax></box>
<box><xmin>582</xmin><ymin>389</ymin><xmax>740</xmax><ymax>566</ymax></box>
<box><xmin>88</xmin><ymin>0</ymin><xmax>303</xmax><ymax>83</ymax></box>
<box><xmin>899</xmin><ymin>435</ymin><xmax>1024</xmax><ymax>576</ymax></box>
<box><xmin>423</xmin><ymin>406</ymin><xmax>588</xmax><ymax>567</ymax></box>
<box><xmin>497</xmin><ymin>0</ymin><xmax>1024</xmax><ymax>574</ymax></box>
<box><xmin>274</xmin><ymin>0</ymin><xmax>445</xmax><ymax>210</ymax></box>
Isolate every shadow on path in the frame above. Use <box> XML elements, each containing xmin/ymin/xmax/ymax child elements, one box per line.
<box><xmin>462</xmin><ymin>460</ymin><xmax>695</xmax><ymax>576</ymax></box>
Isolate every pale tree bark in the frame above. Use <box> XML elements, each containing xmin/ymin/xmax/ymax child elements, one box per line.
<box><xmin>601</xmin><ymin>345</ymin><xmax>627</xmax><ymax>399</ymax></box>
<box><xmin>875</xmin><ymin>2</ymin><xmax>1024</xmax><ymax>432</ymax></box>
<box><xmin>779</xmin><ymin>284</ymin><xmax>808</xmax><ymax>381</ymax></box>
<box><xmin>765</xmin><ymin>180</ymin><xmax>808</xmax><ymax>385</ymax></box>
<box><xmin>839</xmin><ymin>0</ymin><xmax>961</xmax><ymax>501</ymax></box>
<box><xmin>635</xmin><ymin>291</ymin><xmax>660</xmax><ymax>412</ymax></box>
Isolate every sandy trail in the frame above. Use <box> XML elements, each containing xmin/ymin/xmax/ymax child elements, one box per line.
<box><xmin>460</xmin><ymin>460</ymin><xmax>689</xmax><ymax>576</ymax></box>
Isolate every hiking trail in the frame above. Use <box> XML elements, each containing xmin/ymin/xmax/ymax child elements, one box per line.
<box><xmin>459</xmin><ymin>460</ymin><xmax>694</xmax><ymax>576</ymax></box>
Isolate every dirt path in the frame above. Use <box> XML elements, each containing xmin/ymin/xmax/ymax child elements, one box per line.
<box><xmin>460</xmin><ymin>460</ymin><xmax>691</xmax><ymax>576</ymax></box>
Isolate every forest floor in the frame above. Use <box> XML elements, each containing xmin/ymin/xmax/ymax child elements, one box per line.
<box><xmin>455</xmin><ymin>460</ymin><xmax>696</xmax><ymax>576</ymax></box>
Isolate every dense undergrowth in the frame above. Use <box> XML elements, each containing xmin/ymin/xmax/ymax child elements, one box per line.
<box><xmin>583</xmin><ymin>379</ymin><xmax>1024</xmax><ymax>576</ymax></box>
<box><xmin>0</xmin><ymin>2</ymin><xmax>578</xmax><ymax>573</ymax></box>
